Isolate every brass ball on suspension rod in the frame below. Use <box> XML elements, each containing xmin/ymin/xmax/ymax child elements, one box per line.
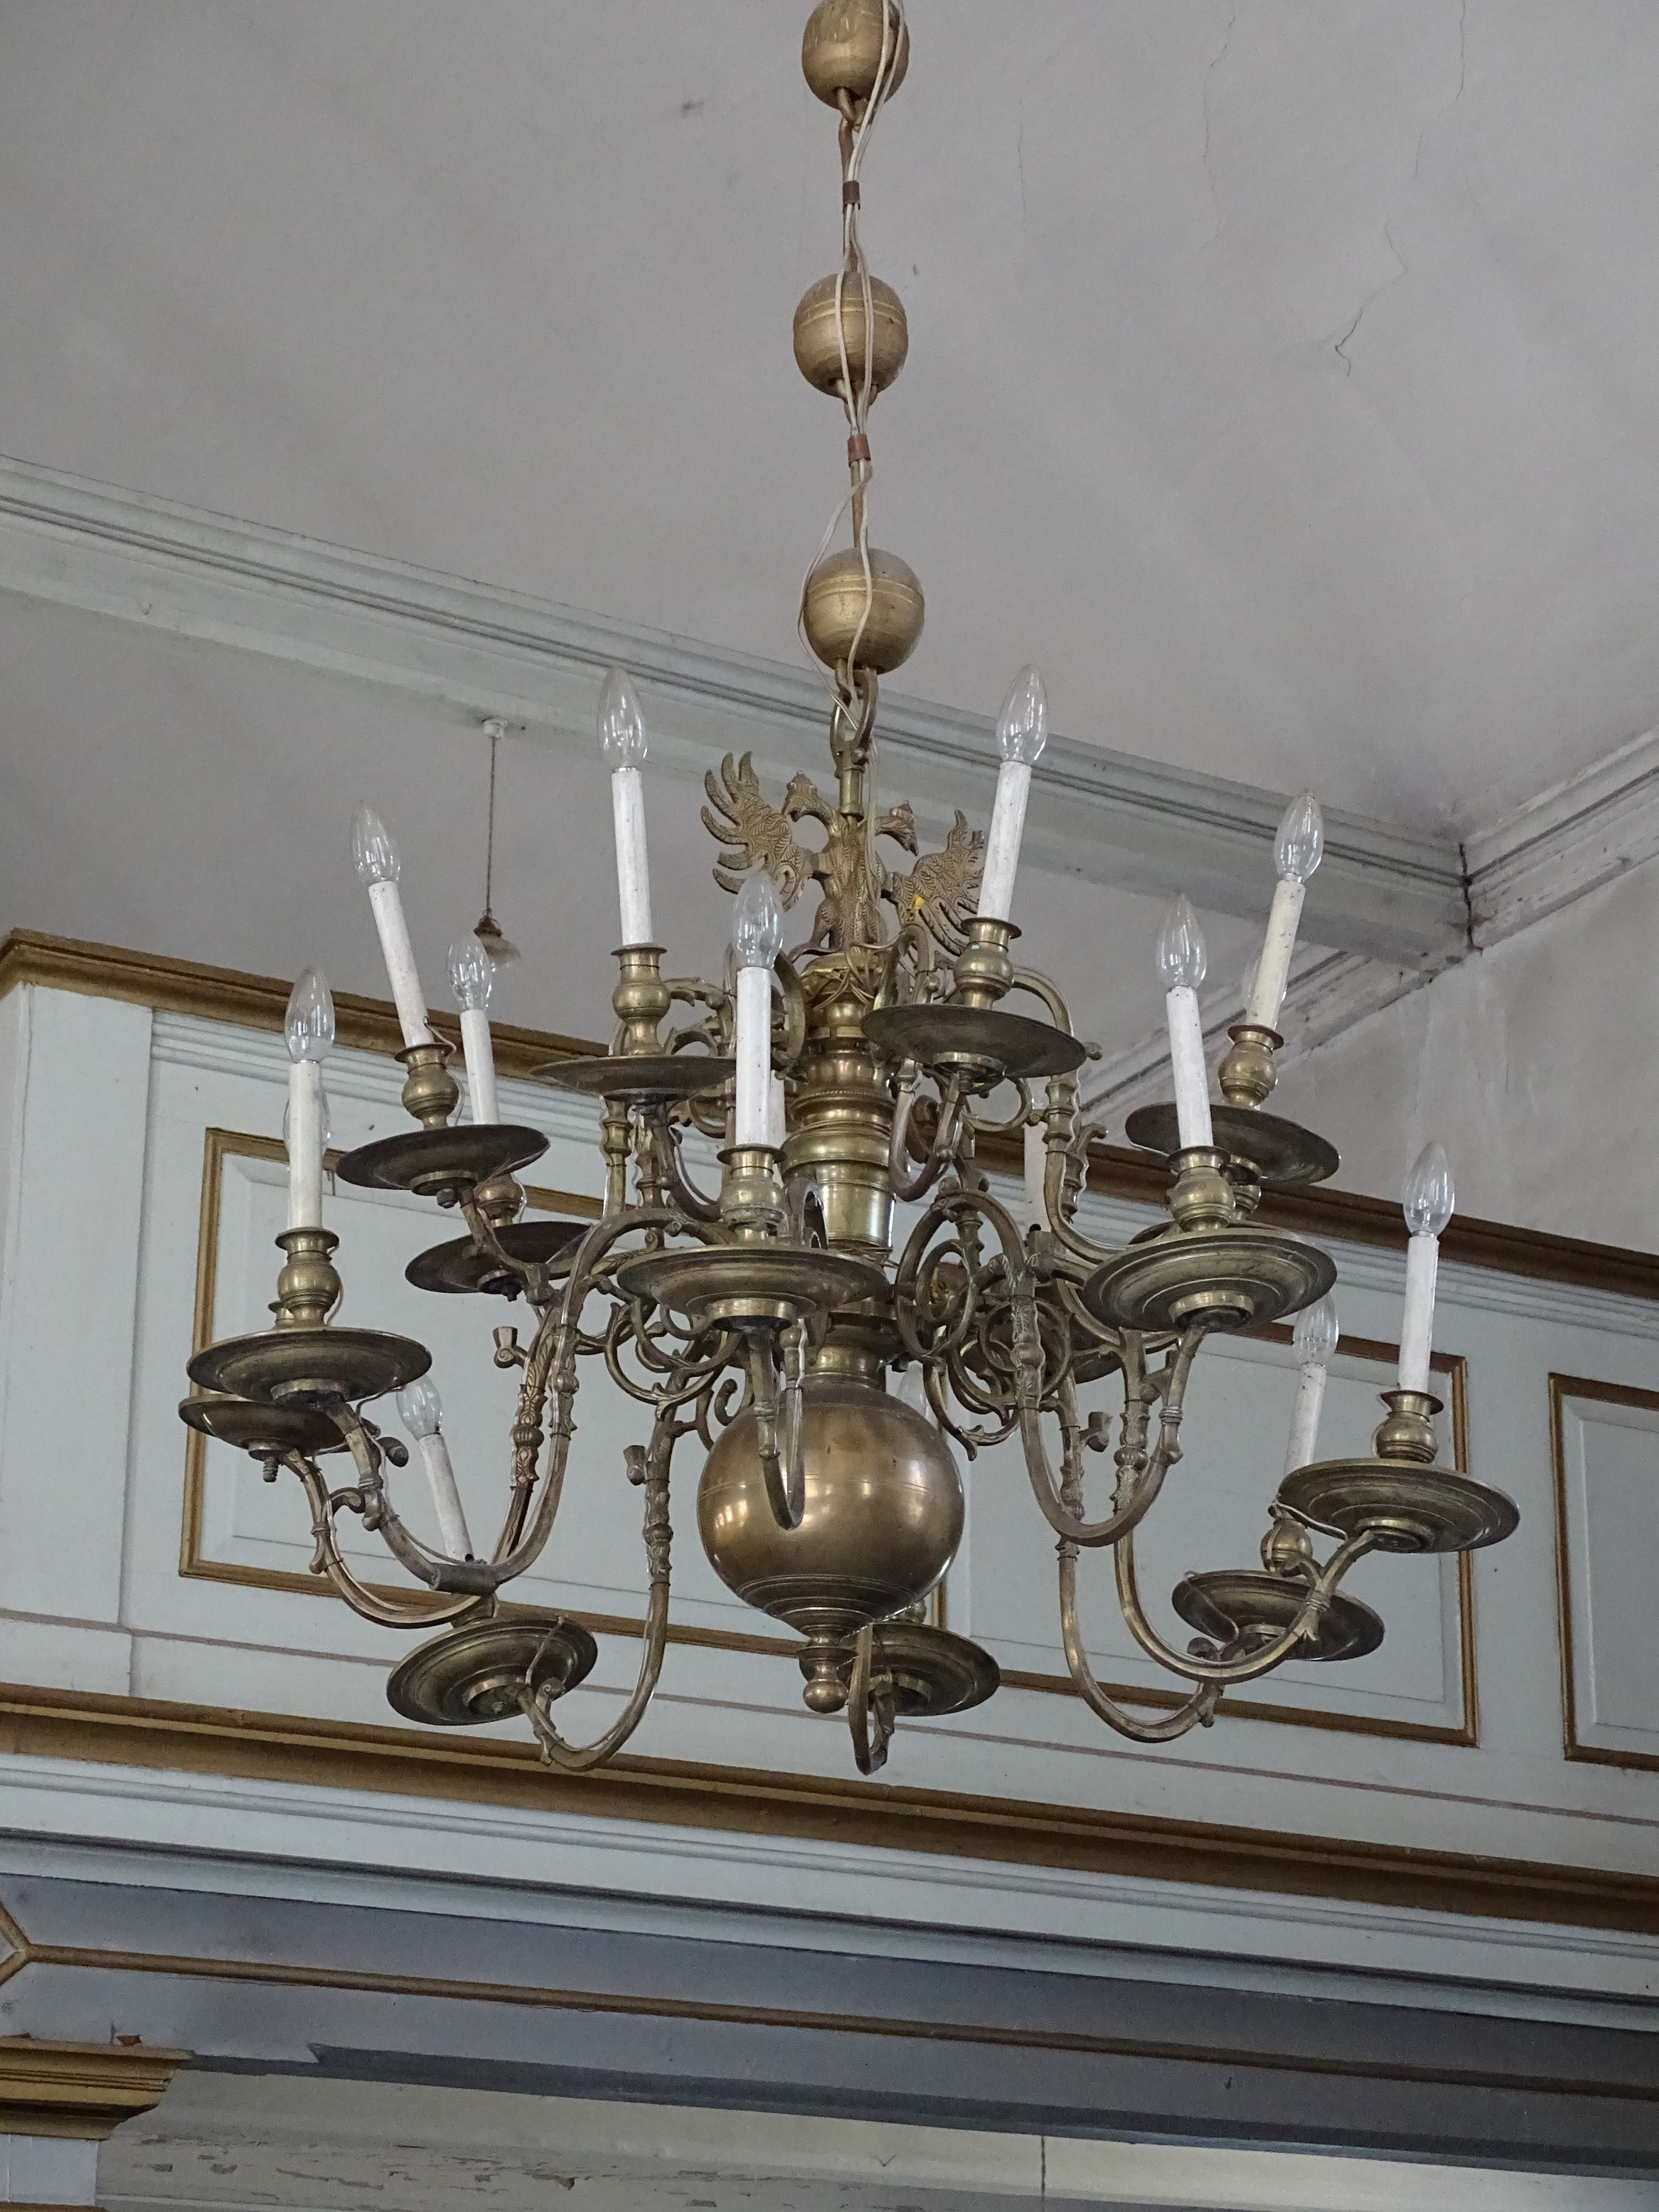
<box><xmin>802</xmin><ymin>547</ymin><xmax>924</xmax><ymax>674</ymax></box>
<box><xmin>801</xmin><ymin>0</ymin><xmax>909</xmax><ymax>108</ymax></box>
<box><xmin>793</xmin><ymin>273</ymin><xmax>909</xmax><ymax>398</ymax></box>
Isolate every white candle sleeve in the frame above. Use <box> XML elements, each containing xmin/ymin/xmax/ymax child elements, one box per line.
<box><xmin>367</xmin><ymin>878</ymin><xmax>433</xmax><ymax>1047</ymax></box>
<box><xmin>1284</xmin><ymin>1361</ymin><xmax>1329</xmax><ymax>1476</ymax></box>
<box><xmin>459</xmin><ymin>1006</ymin><xmax>499</xmax><ymax>1126</ymax></box>
<box><xmin>735</xmin><ymin>964</ymin><xmax>772</xmax><ymax>1146</ymax></box>
<box><xmin>611</xmin><ymin>766</ymin><xmax>654</xmax><ymax>945</ymax></box>
<box><xmin>1165</xmin><ymin>985</ymin><xmax>1214</xmax><ymax>1149</ymax></box>
<box><xmin>1398</xmin><ymin>1232</ymin><xmax>1440</xmax><ymax>1395</ymax></box>
<box><xmin>1024</xmin><ymin>1118</ymin><xmax>1047</xmax><ymax>1232</ymax></box>
<box><xmin>286</xmin><ymin>1059</ymin><xmax>325</xmax><ymax>1230</ymax></box>
<box><xmin>977</xmin><ymin>758</ymin><xmax>1031</xmax><ymax>922</ymax></box>
<box><xmin>415</xmin><ymin>1431</ymin><xmax>473</xmax><ymax>1560</ymax></box>
<box><xmin>1246</xmin><ymin>876</ymin><xmax>1306</xmax><ymax>1029</ymax></box>
<box><xmin>767</xmin><ymin>1073</ymin><xmax>786</xmax><ymax>1151</ymax></box>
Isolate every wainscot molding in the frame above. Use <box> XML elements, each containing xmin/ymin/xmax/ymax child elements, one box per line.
<box><xmin>0</xmin><ymin>1681</ymin><xmax>1656</xmax><ymax>1935</ymax></box>
<box><xmin>1549</xmin><ymin>1373</ymin><xmax>1659</xmax><ymax>1775</ymax></box>
<box><xmin>0</xmin><ymin>2027</ymin><xmax>190</xmax><ymax>2140</ymax></box>
<box><xmin>0</xmin><ymin>453</ymin><xmax>1468</xmax><ymax>967</ymax></box>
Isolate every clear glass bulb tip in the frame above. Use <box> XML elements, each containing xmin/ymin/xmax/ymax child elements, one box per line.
<box><xmin>1155</xmin><ymin>895</ymin><xmax>1207</xmax><ymax>991</ymax></box>
<box><xmin>397</xmin><ymin>1377</ymin><xmax>442</xmax><ymax>1437</ymax></box>
<box><xmin>351</xmin><ymin>804</ymin><xmax>401</xmax><ymax>886</ymax></box>
<box><xmin>732</xmin><ymin>869</ymin><xmax>786</xmax><ymax>967</ymax></box>
<box><xmin>996</xmin><ymin>664</ymin><xmax>1047</xmax><ymax>765</ymax></box>
<box><xmin>448</xmin><ymin>931</ymin><xmax>494</xmax><ymax>1012</ymax></box>
<box><xmin>1402</xmin><ymin>1141</ymin><xmax>1455</xmax><ymax>1236</ymax></box>
<box><xmin>284</xmin><ymin>967</ymin><xmax>335</xmax><ymax>1063</ymax></box>
<box><xmin>598</xmin><ymin>664</ymin><xmax>648</xmax><ymax>770</ymax></box>
<box><xmin>1274</xmin><ymin>791</ymin><xmax>1324</xmax><ymax>883</ymax></box>
<box><xmin>1293</xmin><ymin>1294</ymin><xmax>1339</xmax><ymax>1366</ymax></box>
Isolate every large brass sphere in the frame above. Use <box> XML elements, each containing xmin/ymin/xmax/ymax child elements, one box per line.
<box><xmin>801</xmin><ymin>547</ymin><xmax>924</xmax><ymax>676</ymax></box>
<box><xmin>698</xmin><ymin>1375</ymin><xmax>962</xmax><ymax>1644</ymax></box>
<box><xmin>794</xmin><ymin>274</ymin><xmax>908</xmax><ymax>400</ymax></box>
<box><xmin>802</xmin><ymin>0</ymin><xmax>909</xmax><ymax>110</ymax></box>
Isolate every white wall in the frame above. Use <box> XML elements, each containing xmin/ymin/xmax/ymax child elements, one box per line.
<box><xmin>1275</xmin><ymin>859</ymin><xmax>1659</xmax><ymax>1248</ymax></box>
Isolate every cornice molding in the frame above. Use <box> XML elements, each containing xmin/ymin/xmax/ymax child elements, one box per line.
<box><xmin>0</xmin><ymin>2033</ymin><xmax>190</xmax><ymax>2139</ymax></box>
<box><xmin>0</xmin><ymin>452</ymin><xmax>1467</xmax><ymax>967</ymax></box>
<box><xmin>1466</xmin><ymin>722</ymin><xmax>1659</xmax><ymax>949</ymax></box>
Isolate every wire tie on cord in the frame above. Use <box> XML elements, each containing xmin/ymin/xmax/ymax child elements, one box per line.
<box><xmin>847</xmin><ymin>432</ymin><xmax>872</xmax><ymax>464</ymax></box>
<box><xmin>842</xmin><ymin>179</ymin><xmax>861</xmax><ymax>207</ymax></box>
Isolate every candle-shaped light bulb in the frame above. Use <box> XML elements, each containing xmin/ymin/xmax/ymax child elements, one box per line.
<box><xmin>732</xmin><ymin>871</ymin><xmax>784</xmax><ymax>1147</ymax></box>
<box><xmin>351</xmin><ymin>804</ymin><xmax>400</xmax><ymax>885</ymax></box>
<box><xmin>1398</xmin><ymin>1142</ymin><xmax>1453</xmax><ymax>1396</ymax></box>
<box><xmin>1156</xmin><ymin>896</ymin><xmax>1212</xmax><ymax>1150</ymax></box>
<box><xmin>1285</xmin><ymin>1294</ymin><xmax>1339</xmax><ymax>1476</ymax></box>
<box><xmin>977</xmin><ymin>664</ymin><xmax>1047</xmax><ymax>922</ymax></box>
<box><xmin>351</xmin><ymin>803</ymin><xmax>432</xmax><ymax>1047</ymax></box>
<box><xmin>397</xmin><ymin>1377</ymin><xmax>473</xmax><ymax>1561</ymax></box>
<box><xmin>1246</xmin><ymin>791</ymin><xmax>1323</xmax><ymax>1029</ymax></box>
<box><xmin>283</xmin><ymin>967</ymin><xmax>334</xmax><ymax>1230</ymax></box>
<box><xmin>599</xmin><ymin>664</ymin><xmax>654</xmax><ymax>945</ymax></box>
<box><xmin>1402</xmin><ymin>1140</ymin><xmax>1455</xmax><ymax>1235</ymax></box>
<box><xmin>449</xmin><ymin>931</ymin><xmax>499</xmax><ymax>1125</ymax></box>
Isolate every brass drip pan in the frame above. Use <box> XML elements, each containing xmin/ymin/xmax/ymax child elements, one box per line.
<box><xmin>1126</xmin><ymin>1103</ymin><xmax>1340</xmax><ymax>1187</ymax></box>
<box><xmin>407</xmin><ymin>1219</ymin><xmax>588</xmax><ymax>1297</ymax></box>
<box><xmin>534</xmin><ymin>1053</ymin><xmax>736</xmax><ymax>1103</ymax></box>
<box><xmin>335</xmin><ymin>1124</ymin><xmax>548</xmax><ymax>1203</ymax></box>
<box><xmin>178</xmin><ymin>1393</ymin><xmax>346</xmax><ymax>1458</ymax></box>
<box><xmin>1277</xmin><ymin>1460</ymin><xmax>1520</xmax><ymax>1555</ymax></box>
<box><xmin>1171</xmin><ymin>1568</ymin><xmax>1384</xmax><ymax>1663</ymax></box>
<box><xmin>187</xmin><ymin>1326</ymin><xmax>430</xmax><ymax>1408</ymax></box>
<box><xmin>849</xmin><ymin>1620</ymin><xmax>1001</xmax><ymax>1717</ymax></box>
<box><xmin>863</xmin><ymin>1004</ymin><xmax>1087</xmax><ymax>1085</ymax></box>
<box><xmin>387</xmin><ymin>1613</ymin><xmax>598</xmax><ymax>1726</ymax></box>
<box><xmin>614</xmin><ymin>1245</ymin><xmax>887</xmax><ymax>1334</ymax></box>
<box><xmin>1081</xmin><ymin>1226</ymin><xmax>1335</xmax><ymax>1334</ymax></box>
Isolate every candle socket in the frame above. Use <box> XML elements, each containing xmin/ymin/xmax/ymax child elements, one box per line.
<box><xmin>720</xmin><ymin>1143</ymin><xmax>786</xmax><ymax>1243</ymax></box>
<box><xmin>1372</xmin><ymin>1388</ymin><xmax>1442</xmax><ymax>1465</ymax></box>
<box><xmin>612</xmin><ymin>945</ymin><xmax>672</xmax><ymax>1056</ymax></box>
<box><xmin>952</xmin><ymin>915</ymin><xmax>1018</xmax><ymax>1011</ymax></box>
<box><xmin>272</xmin><ymin>1227</ymin><xmax>343</xmax><ymax>1331</ymax></box>
<box><xmin>1217</xmin><ymin>1021</ymin><xmax>1284</xmax><ymax>1108</ymax></box>
<box><xmin>1260</xmin><ymin>1504</ymin><xmax>1316</xmax><ymax>1580</ymax></box>
<box><xmin>1167</xmin><ymin>1147</ymin><xmax>1236</xmax><ymax>1234</ymax></box>
<box><xmin>398</xmin><ymin>1041</ymin><xmax>461</xmax><ymax>1130</ymax></box>
<box><xmin>472</xmin><ymin>1171</ymin><xmax>524</xmax><ymax>1230</ymax></box>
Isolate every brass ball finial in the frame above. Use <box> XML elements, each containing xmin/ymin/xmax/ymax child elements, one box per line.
<box><xmin>793</xmin><ymin>274</ymin><xmax>909</xmax><ymax>400</ymax></box>
<box><xmin>802</xmin><ymin>0</ymin><xmax>909</xmax><ymax>110</ymax></box>
<box><xmin>801</xmin><ymin>546</ymin><xmax>924</xmax><ymax>674</ymax></box>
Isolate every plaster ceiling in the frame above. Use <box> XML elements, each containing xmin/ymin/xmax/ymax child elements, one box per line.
<box><xmin>3</xmin><ymin>1</ymin><xmax>1658</xmax><ymax>836</ymax></box>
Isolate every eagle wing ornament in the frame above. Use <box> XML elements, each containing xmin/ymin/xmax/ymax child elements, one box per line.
<box><xmin>700</xmin><ymin>753</ymin><xmax>818</xmax><ymax>906</ymax></box>
<box><xmin>885</xmin><ymin>810</ymin><xmax>986</xmax><ymax>955</ymax></box>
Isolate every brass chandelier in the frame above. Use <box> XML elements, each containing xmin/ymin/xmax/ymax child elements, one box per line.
<box><xmin>181</xmin><ymin>1</ymin><xmax>1517</xmax><ymax>1777</ymax></box>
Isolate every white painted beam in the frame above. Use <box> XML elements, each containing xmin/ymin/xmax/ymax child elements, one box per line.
<box><xmin>0</xmin><ymin>454</ymin><xmax>1467</xmax><ymax>968</ymax></box>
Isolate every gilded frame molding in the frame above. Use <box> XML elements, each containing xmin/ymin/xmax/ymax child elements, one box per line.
<box><xmin>1549</xmin><ymin>1371</ymin><xmax>1659</xmax><ymax>1773</ymax></box>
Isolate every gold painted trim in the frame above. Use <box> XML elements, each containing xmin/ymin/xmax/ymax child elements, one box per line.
<box><xmin>0</xmin><ymin>1679</ymin><xmax>1655</xmax><ymax>1935</ymax></box>
<box><xmin>0</xmin><ymin>2036</ymin><xmax>190</xmax><ymax>2140</ymax></box>
<box><xmin>1006</xmin><ymin>1334</ymin><xmax>1478</xmax><ymax>1748</ymax></box>
<box><xmin>1549</xmin><ymin>1372</ymin><xmax>1659</xmax><ymax>1774</ymax></box>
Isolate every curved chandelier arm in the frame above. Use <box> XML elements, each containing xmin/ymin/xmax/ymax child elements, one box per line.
<box><xmin>1057</xmin><ymin>1543</ymin><xmax>1220</xmax><ymax>1742</ymax></box>
<box><xmin>660</xmin><ymin>1118</ymin><xmax>724</xmax><ymax>1225</ymax></box>
<box><xmin>1114</xmin><ymin>1521</ymin><xmax>1380</xmax><ymax>1689</ymax></box>
<box><xmin>846</xmin><ymin>1622</ymin><xmax>895</xmax><ymax>1776</ymax></box>
<box><xmin>749</xmin><ymin>1324</ymin><xmax>807</xmax><ymax>1530</ymax></box>
<box><xmin>1013</xmin><ymin>1319</ymin><xmax>1204</xmax><ymax>1551</ymax></box>
<box><xmin>285</xmin><ymin>1436</ymin><xmax>482</xmax><ymax>1628</ymax></box>
<box><xmin>888</xmin><ymin>1072</ymin><xmax>966</xmax><ymax>1203</ymax></box>
<box><xmin>516</xmin><ymin>1411</ymin><xmax>676</xmax><ymax>1773</ymax></box>
<box><xmin>488</xmin><ymin>1203</ymin><xmax>709</xmax><ymax>1582</ymax></box>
